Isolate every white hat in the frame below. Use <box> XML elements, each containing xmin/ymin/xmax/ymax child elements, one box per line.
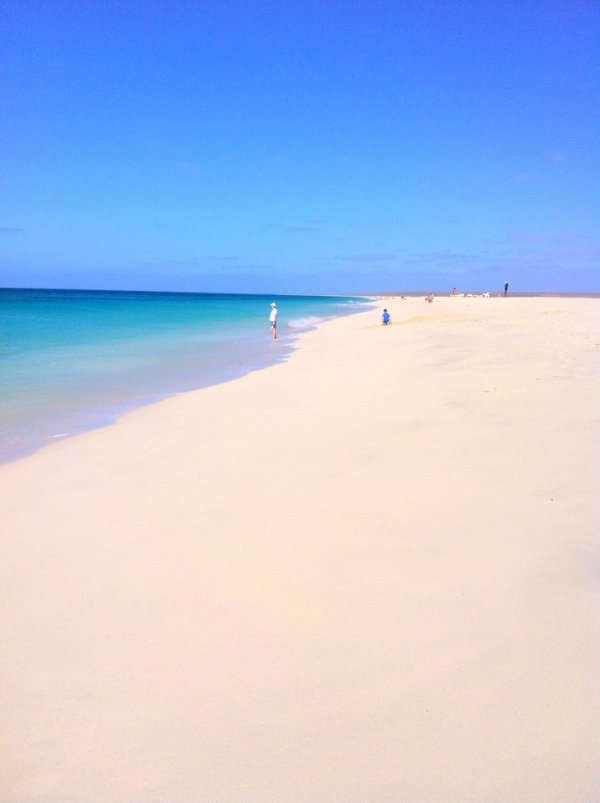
<box><xmin>270</xmin><ymin>302</ymin><xmax>276</xmax><ymax>306</ymax></box>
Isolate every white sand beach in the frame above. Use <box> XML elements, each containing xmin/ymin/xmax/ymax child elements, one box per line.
<box><xmin>1</xmin><ymin>296</ymin><xmax>599</xmax><ymax>802</ymax></box>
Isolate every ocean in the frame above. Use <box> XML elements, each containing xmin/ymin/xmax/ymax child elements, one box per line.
<box><xmin>0</xmin><ymin>288</ymin><xmax>368</xmax><ymax>463</ymax></box>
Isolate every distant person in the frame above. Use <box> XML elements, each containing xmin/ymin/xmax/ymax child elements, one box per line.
<box><xmin>269</xmin><ymin>302</ymin><xmax>278</xmax><ymax>338</ymax></box>
<box><xmin>426</xmin><ymin>293</ymin><xmax>434</xmax><ymax>303</ymax></box>
<box><xmin>451</xmin><ymin>287</ymin><xmax>459</xmax><ymax>296</ymax></box>
<box><xmin>504</xmin><ymin>281</ymin><xmax>509</xmax><ymax>297</ymax></box>
<box><xmin>382</xmin><ymin>308</ymin><xmax>391</xmax><ymax>325</ymax></box>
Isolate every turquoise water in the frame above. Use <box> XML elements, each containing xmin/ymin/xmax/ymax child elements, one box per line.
<box><xmin>0</xmin><ymin>289</ymin><xmax>367</xmax><ymax>463</ymax></box>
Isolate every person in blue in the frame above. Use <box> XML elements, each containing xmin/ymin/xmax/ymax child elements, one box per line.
<box><xmin>381</xmin><ymin>308</ymin><xmax>391</xmax><ymax>325</ymax></box>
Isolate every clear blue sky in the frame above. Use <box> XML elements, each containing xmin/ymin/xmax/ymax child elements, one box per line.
<box><xmin>2</xmin><ymin>0</ymin><xmax>599</xmax><ymax>293</ymax></box>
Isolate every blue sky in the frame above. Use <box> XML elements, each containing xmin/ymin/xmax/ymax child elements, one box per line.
<box><xmin>2</xmin><ymin>0</ymin><xmax>599</xmax><ymax>293</ymax></box>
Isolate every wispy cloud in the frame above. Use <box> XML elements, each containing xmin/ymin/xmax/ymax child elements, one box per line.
<box><xmin>509</xmin><ymin>172</ymin><xmax>536</xmax><ymax>185</ymax></box>
<box><xmin>267</xmin><ymin>221</ymin><xmax>323</xmax><ymax>235</ymax></box>
<box><xmin>403</xmin><ymin>249</ymin><xmax>481</xmax><ymax>266</ymax></box>
<box><xmin>486</xmin><ymin>231</ymin><xmax>581</xmax><ymax>246</ymax></box>
<box><xmin>284</xmin><ymin>225</ymin><xmax>320</xmax><ymax>234</ymax></box>
<box><xmin>176</xmin><ymin>161</ymin><xmax>205</xmax><ymax>176</ymax></box>
<box><xmin>139</xmin><ymin>257</ymin><xmax>236</xmax><ymax>268</ymax></box>
<box><xmin>137</xmin><ymin>256</ymin><xmax>276</xmax><ymax>273</ymax></box>
<box><xmin>337</xmin><ymin>252</ymin><xmax>398</xmax><ymax>262</ymax></box>
<box><xmin>546</xmin><ymin>150</ymin><xmax>567</xmax><ymax>163</ymax></box>
<box><xmin>518</xmin><ymin>246</ymin><xmax>600</xmax><ymax>264</ymax></box>
<box><xmin>510</xmin><ymin>232</ymin><xmax>578</xmax><ymax>245</ymax></box>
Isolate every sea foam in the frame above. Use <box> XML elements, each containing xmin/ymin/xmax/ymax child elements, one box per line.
<box><xmin>287</xmin><ymin>315</ymin><xmax>330</xmax><ymax>329</ymax></box>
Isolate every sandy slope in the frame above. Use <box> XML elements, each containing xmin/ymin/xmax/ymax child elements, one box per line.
<box><xmin>1</xmin><ymin>296</ymin><xmax>599</xmax><ymax>802</ymax></box>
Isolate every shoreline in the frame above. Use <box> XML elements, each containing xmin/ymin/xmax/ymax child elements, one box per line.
<box><xmin>5</xmin><ymin>291</ymin><xmax>598</xmax><ymax>467</ymax></box>
<box><xmin>1</xmin><ymin>295</ymin><xmax>372</xmax><ymax>466</ymax></box>
<box><xmin>2</xmin><ymin>296</ymin><xmax>599</xmax><ymax>800</ymax></box>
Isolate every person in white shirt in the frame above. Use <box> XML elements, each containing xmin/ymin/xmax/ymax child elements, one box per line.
<box><xmin>269</xmin><ymin>302</ymin><xmax>278</xmax><ymax>339</ymax></box>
